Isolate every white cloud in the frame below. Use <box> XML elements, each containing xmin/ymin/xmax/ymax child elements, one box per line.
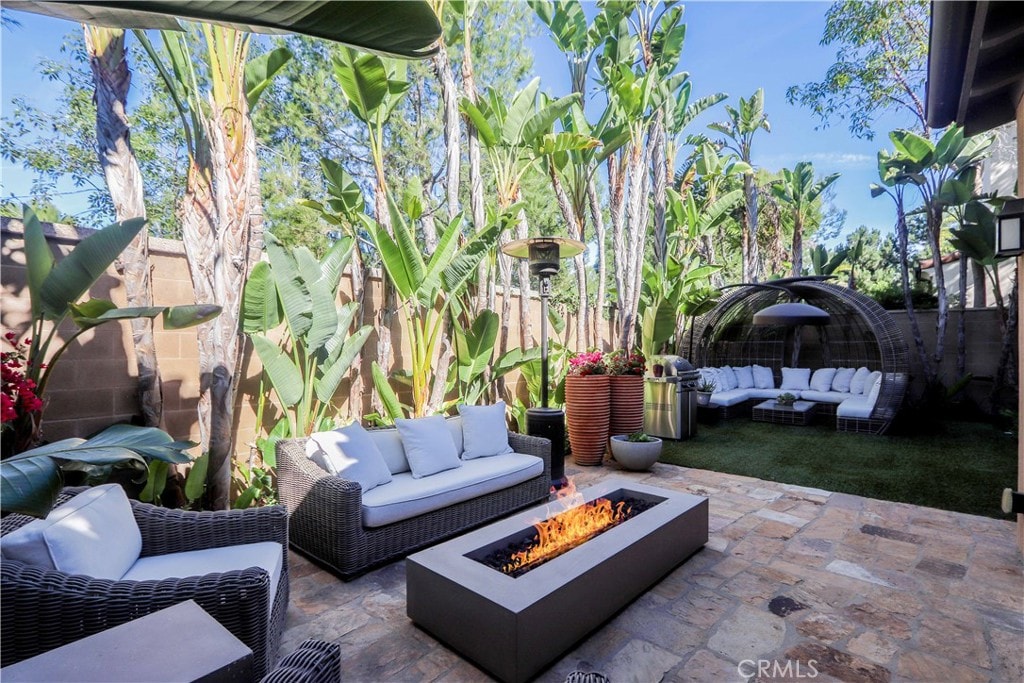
<box><xmin>760</xmin><ymin>152</ymin><xmax>874</xmax><ymax>170</ymax></box>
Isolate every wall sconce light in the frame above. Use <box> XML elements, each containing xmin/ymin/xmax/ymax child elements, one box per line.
<box><xmin>995</xmin><ymin>198</ymin><xmax>1024</xmax><ymax>257</ymax></box>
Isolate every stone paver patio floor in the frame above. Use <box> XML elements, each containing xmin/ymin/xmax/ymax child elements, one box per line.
<box><xmin>281</xmin><ymin>459</ymin><xmax>1023</xmax><ymax>682</ymax></box>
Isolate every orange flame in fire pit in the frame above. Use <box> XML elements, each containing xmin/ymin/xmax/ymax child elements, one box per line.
<box><xmin>502</xmin><ymin>479</ymin><xmax>632</xmax><ymax>575</ymax></box>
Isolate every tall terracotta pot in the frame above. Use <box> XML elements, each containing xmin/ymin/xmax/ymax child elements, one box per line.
<box><xmin>609</xmin><ymin>374</ymin><xmax>645</xmax><ymax>437</ymax></box>
<box><xmin>565</xmin><ymin>374</ymin><xmax>610</xmax><ymax>466</ymax></box>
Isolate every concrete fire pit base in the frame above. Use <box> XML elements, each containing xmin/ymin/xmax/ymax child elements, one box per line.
<box><xmin>406</xmin><ymin>478</ymin><xmax>708</xmax><ymax>683</ymax></box>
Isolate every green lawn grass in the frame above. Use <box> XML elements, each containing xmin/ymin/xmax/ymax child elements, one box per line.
<box><xmin>659</xmin><ymin>418</ymin><xmax>1017</xmax><ymax>518</ymax></box>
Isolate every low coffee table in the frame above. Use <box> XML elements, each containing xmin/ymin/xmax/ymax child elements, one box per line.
<box><xmin>752</xmin><ymin>399</ymin><xmax>818</xmax><ymax>426</ymax></box>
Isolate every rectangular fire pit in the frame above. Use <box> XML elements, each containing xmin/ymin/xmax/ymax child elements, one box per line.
<box><xmin>406</xmin><ymin>478</ymin><xmax>708</xmax><ymax>683</ymax></box>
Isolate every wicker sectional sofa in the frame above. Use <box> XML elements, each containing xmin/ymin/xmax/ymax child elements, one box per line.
<box><xmin>277</xmin><ymin>422</ymin><xmax>551</xmax><ymax>580</ymax></box>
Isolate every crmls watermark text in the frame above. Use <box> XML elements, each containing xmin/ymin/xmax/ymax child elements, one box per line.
<box><xmin>738</xmin><ymin>659</ymin><xmax>820</xmax><ymax>679</ymax></box>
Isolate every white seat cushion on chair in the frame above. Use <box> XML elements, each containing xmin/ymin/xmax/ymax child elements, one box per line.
<box><xmin>361</xmin><ymin>453</ymin><xmax>543</xmax><ymax>527</ymax></box>
<box><xmin>837</xmin><ymin>396</ymin><xmax>875</xmax><ymax>418</ymax></box>
<box><xmin>395</xmin><ymin>415</ymin><xmax>463</xmax><ymax>478</ymax></box>
<box><xmin>458</xmin><ymin>402</ymin><xmax>514</xmax><ymax>459</ymax></box>
<box><xmin>800</xmin><ymin>390</ymin><xmax>853</xmax><ymax>404</ymax></box>
<box><xmin>746</xmin><ymin>387</ymin><xmax>790</xmax><ymax>399</ymax></box>
<box><xmin>0</xmin><ymin>484</ymin><xmax>141</xmax><ymax>580</ymax></box>
<box><xmin>709</xmin><ymin>389</ymin><xmax>751</xmax><ymax>406</ymax></box>
<box><xmin>306</xmin><ymin>423</ymin><xmax>392</xmax><ymax>493</ymax></box>
<box><xmin>122</xmin><ymin>541</ymin><xmax>283</xmax><ymax>617</ymax></box>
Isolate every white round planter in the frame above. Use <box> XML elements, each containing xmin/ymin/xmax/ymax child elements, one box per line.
<box><xmin>609</xmin><ymin>435</ymin><xmax>663</xmax><ymax>471</ymax></box>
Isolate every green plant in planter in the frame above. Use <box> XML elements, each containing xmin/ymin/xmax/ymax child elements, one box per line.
<box><xmin>777</xmin><ymin>392</ymin><xmax>797</xmax><ymax>406</ymax></box>
<box><xmin>626</xmin><ymin>431</ymin><xmax>654</xmax><ymax>443</ymax></box>
<box><xmin>697</xmin><ymin>379</ymin><xmax>717</xmax><ymax>393</ymax></box>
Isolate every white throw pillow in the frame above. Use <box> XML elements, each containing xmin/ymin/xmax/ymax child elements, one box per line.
<box><xmin>734</xmin><ymin>366</ymin><xmax>755</xmax><ymax>389</ymax></box>
<box><xmin>395</xmin><ymin>415</ymin><xmax>463</xmax><ymax>478</ymax></box>
<box><xmin>780</xmin><ymin>367</ymin><xmax>811</xmax><ymax>391</ymax></box>
<box><xmin>458</xmin><ymin>402</ymin><xmax>514</xmax><ymax>459</ymax></box>
<box><xmin>446</xmin><ymin>415</ymin><xmax>464</xmax><ymax>455</ymax></box>
<box><xmin>307</xmin><ymin>423</ymin><xmax>392</xmax><ymax>492</ymax></box>
<box><xmin>718</xmin><ymin>366</ymin><xmax>738</xmax><ymax>391</ymax></box>
<box><xmin>867</xmin><ymin>374</ymin><xmax>883</xmax><ymax>402</ymax></box>
<box><xmin>864</xmin><ymin>371</ymin><xmax>883</xmax><ymax>396</ymax></box>
<box><xmin>849</xmin><ymin>367</ymin><xmax>872</xmax><ymax>394</ymax></box>
<box><xmin>0</xmin><ymin>484</ymin><xmax>141</xmax><ymax>580</ymax></box>
<box><xmin>752</xmin><ymin>365</ymin><xmax>775</xmax><ymax>389</ymax></box>
<box><xmin>831</xmin><ymin>367</ymin><xmax>856</xmax><ymax>393</ymax></box>
<box><xmin>809</xmin><ymin>368</ymin><xmax>838</xmax><ymax>392</ymax></box>
<box><xmin>699</xmin><ymin>368</ymin><xmax>720</xmax><ymax>391</ymax></box>
<box><xmin>367</xmin><ymin>428</ymin><xmax>409</xmax><ymax>475</ymax></box>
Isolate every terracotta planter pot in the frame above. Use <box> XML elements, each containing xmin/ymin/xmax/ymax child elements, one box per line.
<box><xmin>565</xmin><ymin>374</ymin><xmax>610</xmax><ymax>466</ymax></box>
<box><xmin>609</xmin><ymin>375</ymin><xmax>645</xmax><ymax>437</ymax></box>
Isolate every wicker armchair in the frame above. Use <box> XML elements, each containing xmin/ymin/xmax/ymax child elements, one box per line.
<box><xmin>278</xmin><ymin>431</ymin><xmax>551</xmax><ymax>580</ymax></box>
<box><xmin>0</xmin><ymin>488</ymin><xmax>290</xmax><ymax>679</ymax></box>
<box><xmin>262</xmin><ymin>639</ymin><xmax>341</xmax><ymax>683</ymax></box>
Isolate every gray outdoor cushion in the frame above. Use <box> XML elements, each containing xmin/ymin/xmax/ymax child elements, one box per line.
<box><xmin>745</xmin><ymin>388</ymin><xmax>790</xmax><ymax>399</ymax></box>
<box><xmin>837</xmin><ymin>396</ymin><xmax>875</xmax><ymax>418</ymax></box>
<box><xmin>708</xmin><ymin>389</ymin><xmax>751</xmax><ymax>406</ymax></box>
<box><xmin>360</xmin><ymin>453</ymin><xmax>543</xmax><ymax>527</ymax></box>
<box><xmin>799</xmin><ymin>390</ymin><xmax>854</xmax><ymax>404</ymax></box>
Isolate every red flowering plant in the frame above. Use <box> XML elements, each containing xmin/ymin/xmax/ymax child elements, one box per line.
<box><xmin>605</xmin><ymin>349</ymin><xmax>646</xmax><ymax>376</ymax></box>
<box><xmin>2</xmin><ymin>332</ymin><xmax>44</xmax><ymax>455</ymax></box>
<box><xmin>566</xmin><ymin>350</ymin><xmax>606</xmax><ymax>377</ymax></box>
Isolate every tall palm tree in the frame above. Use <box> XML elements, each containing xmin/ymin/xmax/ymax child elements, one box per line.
<box><xmin>771</xmin><ymin>161</ymin><xmax>839</xmax><ymax>277</ymax></box>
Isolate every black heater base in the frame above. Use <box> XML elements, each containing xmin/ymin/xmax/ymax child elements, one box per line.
<box><xmin>526</xmin><ymin>407</ymin><xmax>566</xmax><ymax>489</ymax></box>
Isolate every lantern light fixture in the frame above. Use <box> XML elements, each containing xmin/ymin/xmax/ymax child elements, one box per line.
<box><xmin>996</xmin><ymin>198</ymin><xmax>1024</xmax><ymax>257</ymax></box>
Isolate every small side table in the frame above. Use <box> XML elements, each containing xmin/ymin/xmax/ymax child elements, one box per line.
<box><xmin>752</xmin><ymin>399</ymin><xmax>818</xmax><ymax>426</ymax></box>
<box><xmin>0</xmin><ymin>600</ymin><xmax>253</xmax><ymax>682</ymax></box>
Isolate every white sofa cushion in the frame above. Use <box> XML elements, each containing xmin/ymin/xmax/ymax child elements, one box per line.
<box><xmin>307</xmin><ymin>424</ymin><xmax>392</xmax><ymax>493</ymax></box>
<box><xmin>709</xmin><ymin>389</ymin><xmax>750</xmax><ymax>406</ymax></box>
<box><xmin>458</xmin><ymin>402</ymin><xmax>514</xmax><ymax>459</ymax></box>
<box><xmin>837</xmin><ymin>396</ymin><xmax>875</xmax><ymax>419</ymax></box>
<box><xmin>734</xmin><ymin>366</ymin><xmax>755</xmax><ymax>389</ymax></box>
<box><xmin>867</xmin><ymin>374</ymin><xmax>883</xmax><ymax>401</ymax></box>
<box><xmin>746</xmin><ymin>387</ymin><xmax>791</xmax><ymax>399</ymax></box>
<box><xmin>699</xmin><ymin>368</ymin><xmax>720</xmax><ymax>391</ymax></box>
<box><xmin>122</xmin><ymin>541</ymin><xmax>283</xmax><ymax>617</ymax></box>
<box><xmin>831</xmin><ymin>367</ymin><xmax>855</xmax><ymax>392</ymax></box>
<box><xmin>361</xmin><ymin>453</ymin><xmax>544</xmax><ymax>527</ymax></box>
<box><xmin>368</xmin><ymin>428</ymin><xmax>410</xmax><ymax>475</ymax></box>
<box><xmin>800</xmin><ymin>390</ymin><xmax>854</xmax><ymax>404</ymax></box>
<box><xmin>0</xmin><ymin>484</ymin><xmax>141</xmax><ymax>580</ymax></box>
<box><xmin>809</xmin><ymin>368</ymin><xmax>837</xmax><ymax>392</ymax></box>
<box><xmin>781</xmin><ymin>367</ymin><xmax>811</xmax><ymax>391</ymax></box>
<box><xmin>446</xmin><ymin>415</ymin><xmax>464</xmax><ymax>455</ymax></box>
<box><xmin>864</xmin><ymin>371</ymin><xmax>883</xmax><ymax>396</ymax></box>
<box><xmin>717</xmin><ymin>366</ymin><xmax>738</xmax><ymax>391</ymax></box>
<box><xmin>849</xmin><ymin>367</ymin><xmax>872</xmax><ymax>394</ymax></box>
<box><xmin>752</xmin><ymin>365</ymin><xmax>775</xmax><ymax>389</ymax></box>
<box><xmin>395</xmin><ymin>415</ymin><xmax>462</xmax><ymax>478</ymax></box>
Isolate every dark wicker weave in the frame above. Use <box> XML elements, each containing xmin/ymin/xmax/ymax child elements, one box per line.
<box><xmin>277</xmin><ymin>431</ymin><xmax>552</xmax><ymax>580</ymax></box>
<box><xmin>690</xmin><ymin>277</ymin><xmax>910</xmax><ymax>434</ymax></box>
<box><xmin>262</xmin><ymin>639</ymin><xmax>341</xmax><ymax>683</ymax></box>
<box><xmin>0</xmin><ymin>488</ymin><xmax>289</xmax><ymax>679</ymax></box>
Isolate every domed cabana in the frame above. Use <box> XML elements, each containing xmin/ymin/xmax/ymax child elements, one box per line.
<box><xmin>689</xmin><ymin>277</ymin><xmax>909</xmax><ymax>434</ymax></box>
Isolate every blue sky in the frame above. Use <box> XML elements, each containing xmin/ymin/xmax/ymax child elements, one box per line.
<box><xmin>2</xmin><ymin>2</ymin><xmax>919</xmax><ymax>242</ymax></box>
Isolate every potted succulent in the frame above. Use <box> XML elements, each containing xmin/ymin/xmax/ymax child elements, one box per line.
<box><xmin>696</xmin><ymin>379</ymin><xmax>716</xmax><ymax>406</ymax></box>
<box><xmin>776</xmin><ymin>392</ymin><xmax>798</xmax><ymax>407</ymax></box>
<box><xmin>609</xmin><ymin>431</ymin><xmax>663</xmax><ymax>471</ymax></box>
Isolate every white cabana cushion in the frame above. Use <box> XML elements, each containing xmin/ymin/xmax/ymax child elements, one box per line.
<box><xmin>395</xmin><ymin>415</ymin><xmax>463</xmax><ymax>478</ymax></box>
<box><xmin>458</xmin><ymin>402</ymin><xmax>514</xmax><ymax>459</ymax></box>
<box><xmin>781</xmin><ymin>367</ymin><xmax>811</xmax><ymax>391</ymax></box>
<box><xmin>809</xmin><ymin>368</ymin><xmax>837</xmax><ymax>392</ymax></box>
<box><xmin>734</xmin><ymin>366</ymin><xmax>755</xmax><ymax>389</ymax></box>
<box><xmin>849</xmin><ymin>367</ymin><xmax>872</xmax><ymax>394</ymax></box>
<box><xmin>746</xmin><ymin>387</ymin><xmax>791</xmax><ymax>399</ymax></box>
<box><xmin>0</xmin><ymin>484</ymin><xmax>141</xmax><ymax>580</ymax></box>
<box><xmin>800</xmin><ymin>390</ymin><xmax>854</xmax><ymax>404</ymax></box>
<box><xmin>122</xmin><ymin>541</ymin><xmax>283</xmax><ymax>616</ymax></box>
<box><xmin>307</xmin><ymin>424</ymin><xmax>392</xmax><ymax>493</ymax></box>
<box><xmin>752</xmin><ymin>365</ymin><xmax>775</xmax><ymax>389</ymax></box>
<box><xmin>867</xmin><ymin>374</ymin><xmax>883</xmax><ymax>401</ymax></box>
<box><xmin>837</xmin><ymin>396</ymin><xmax>875</xmax><ymax>418</ymax></box>
<box><xmin>709</xmin><ymin>389</ymin><xmax>750</xmax><ymax>406</ymax></box>
<box><xmin>446</xmin><ymin>415</ymin><xmax>464</xmax><ymax>454</ymax></box>
<box><xmin>717</xmin><ymin>366</ymin><xmax>738</xmax><ymax>391</ymax></box>
<box><xmin>361</xmin><ymin>453</ymin><xmax>543</xmax><ymax>527</ymax></box>
<box><xmin>831</xmin><ymin>368</ymin><xmax>856</xmax><ymax>393</ymax></box>
<box><xmin>368</xmin><ymin>428</ymin><xmax>410</xmax><ymax>475</ymax></box>
<box><xmin>699</xmin><ymin>368</ymin><xmax>720</xmax><ymax>390</ymax></box>
<box><xmin>864</xmin><ymin>371</ymin><xmax>883</xmax><ymax>397</ymax></box>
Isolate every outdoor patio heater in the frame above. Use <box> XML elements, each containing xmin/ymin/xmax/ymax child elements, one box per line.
<box><xmin>501</xmin><ymin>236</ymin><xmax>585</xmax><ymax>489</ymax></box>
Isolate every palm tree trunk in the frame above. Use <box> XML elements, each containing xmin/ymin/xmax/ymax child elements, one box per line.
<box><xmin>742</xmin><ymin>173</ymin><xmax>759</xmax><ymax>282</ymax></box>
<box><xmin>896</xmin><ymin>195</ymin><xmax>933</xmax><ymax>383</ymax></box>
<box><xmin>433</xmin><ymin>42</ymin><xmax>460</xmax><ymax>223</ymax></box>
<box><xmin>792</xmin><ymin>214</ymin><xmax>804</xmax><ymax>277</ymax></box>
<box><xmin>650</xmin><ymin>110</ymin><xmax>667</xmax><ymax>265</ymax></box>
<box><xmin>588</xmin><ymin>179</ymin><xmax>606</xmax><ymax>349</ymax></box>
<box><xmin>609</xmin><ymin>151</ymin><xmax>626</xmax><ymax>347</ymax></box>
<box><xmin>548</xmin><ymin>164</ymin><xmax>587</xmax><ymax>348</ymax></box>
<box><xmin>85</xmin><ymin>27</ymin><xmax>163</xmax><ymax>429</ymax></box>
<box><xmin>972</xmin><ymin>260</ymin><xmax>987</xmax><ymax>307</ymax></box>
<box><xmin>515</xmin><ymin>204</ymin><xmax>533</xmax><ymax>349</ymax></box>
<box><xmin>928</xmin><ymin>206</ymin><xmax>949</xmax><ymax>376</ymax></box>
<box><xmin>956</xmin><ymin>254</ymin><xmax>968</xmax><ymax>381</ymax></box>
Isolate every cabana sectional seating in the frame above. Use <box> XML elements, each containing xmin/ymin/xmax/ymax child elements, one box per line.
<box><xmin>698</xmin><ymin>364</ymin><xmax>896</xmax><ymax>432</ymax></box>
<box><xmin>0</xmin><ymin>485</ymin><xmax>289</xmax><ymax>679</ymax></box>
<box><xmin>277</xmin><ymin>403</ymin><xmax>552</xmax><ymax>580</ymax></box>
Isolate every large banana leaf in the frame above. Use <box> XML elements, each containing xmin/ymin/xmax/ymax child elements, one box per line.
<box><xmin>454</xmin><ymin>311</ymin><xmax>499</xmax><ymax>384</ymax></box>
<box><xmin>36</xmin><ymin>217</ymin><xmax>146</xmax><ymax>320</ymax></box>
<box><xmin>314</xmin><ymin>324</ymin><xmax>372</xmax><ymax>403</ymax></box>
<box><xmin>7</xmin><ymin>1</ymin><xmax>441</xmax><ymax>59</ymax></box>
<box><xmin>333</xmin><ymin>50</ymin><xmax>390</xmax><ymax>122</ymax></box>
<box><xmin>1</xmin><ymin>424</ymin><xmax>195</xmax><ymax>518</ymax></box>
<box><xmin>252</xmin><ymin>334</ymin><xmax>304</xmax><ymax>407</ymax></box>
<box><xmin>242</xmin><ymin>261</ymin><xmax>282</xmax><ymax>333</ymax></box>
<box><xmin>244</xmin><ymin>46</ymin><xmax>292</xmax><ymax>109</ymax></box>
<box><xmin>265</xmin><ymin>234</ymin><xmax>313</xmax><ymax>338</ymax></box>
<box><xmin>22</xmin><ymin>206</ymin><xmax>53</xmax><ymax>319</ymax></box>
<box><xmin>371</xmin><ymin>361</ymin><xmax>406</xmax><ymax>423</ymax></box>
